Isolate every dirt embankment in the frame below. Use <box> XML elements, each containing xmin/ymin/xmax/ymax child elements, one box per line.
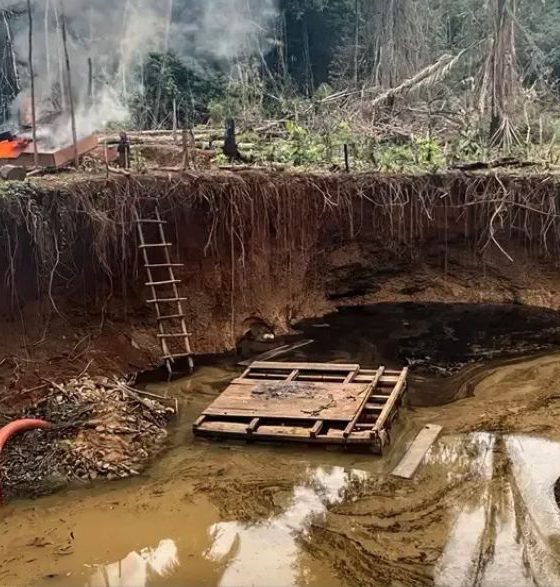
<box><xmin>0</xmin><ymin>170</ymin><xmax>560</xmax><ymax>395</ymax></box>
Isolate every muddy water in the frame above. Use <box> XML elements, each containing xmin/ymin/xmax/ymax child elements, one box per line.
<box><xmin>2</xmin><ymin>304</ymin><xmax>560</xmax><ymax>586</ymax></box>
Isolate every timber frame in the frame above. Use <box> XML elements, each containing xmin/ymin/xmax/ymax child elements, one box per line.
<box><xmin>193</xmin><ymin>361</ymin><xmax>409</xmax><ymax>454</ymax></box>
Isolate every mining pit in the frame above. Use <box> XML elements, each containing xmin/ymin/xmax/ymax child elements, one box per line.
<box><xmin>1</xmin><ymin>170</ymin><xmax>560</xmax><ymax>585</ymax></box>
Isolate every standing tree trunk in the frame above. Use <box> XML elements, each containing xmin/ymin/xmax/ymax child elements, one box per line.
<box><xmin>153</xmin><ymin>0</ymin><xmax>174</xmax><ymax>128</ymax></box>
<box><xmin>27</xmin><ymin>0</ymin><xmax>39</xmax><ymax>167</ymax></box>
<box><xmin>53</xmin><ymin>3</ymin><xmax>66</xmax><ymax>111</ymax></box>
<box><xmin>354</xmin><ymin>0</ymin><xmax>360</xmax><ymax>86</ymax></box>
<box><xmin>480</xmin><ymin>0</ymin><xmax>519</xmax><ymax>147</ymax></box>
<box><xmin>59</xmin><ymin>3</ymin><xmax>79</xmax><ymax>167</ymax></box>
<box><xmin>45</xmin><ymin>0</ymin><xmax>52</xmax><ymax>91</ymax></box>
<box><xmin>3</xmin><ymin>11</ymin><xmax>20</xmax><ymax>95</ymax></box>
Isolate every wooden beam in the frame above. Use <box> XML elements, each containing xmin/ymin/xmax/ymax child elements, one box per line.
<box><xmin>343</xmin><ymin>366</ymin><xmax>385</xmax><ymax>438</ymax></box>
<box><xmin>392</xmin><ymin>425</ymin><xmax>443</xmax><ymax>479</ymax></box>
<box><xmin>247</xmin><ymin>418</ymin><xmax>260</xmax><ymax>435</ymax></box>
<box><xmin>310</xmin><ymin>421</ymin><xmax>324</xmax><ymax>438</ymax></box>
<box><xmin>373</xmin><ymin>367</ymin><xmax>409</xmax><ymax>433</ymax></box>
<box><xmin>286</xmin><ymin>369</ymin><xmax>299</xmax><ymax>382</ymax></box>
<box><xmin>250</xmin><ymin>361</ymin><xmax>360</xmax><ymax>372</ymax></box>
<box><xmin>59</xmin><ymin>2</ymin><xmax>79</xmax><ymax>167</ymax></box>
<box><xmin>26</xmin><ymin>0</ymin><xmax>39</xmax><ymax>168</ymax></box>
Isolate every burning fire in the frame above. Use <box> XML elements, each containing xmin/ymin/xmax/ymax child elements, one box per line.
<box><xmin>0</xmin><ymin>138</ymin><xmax>29</xmax><ymax>160</ymax></box>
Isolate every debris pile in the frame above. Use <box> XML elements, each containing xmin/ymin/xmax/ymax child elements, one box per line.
<box><xmin>251</xmin><ymin>381</ymin><xmax>320</xmax><ymax>399</ymax></box>
<box><xmin>0</xmin><ymin>376</ymin><xmax>175</xmax><ymax>500</ymax></box>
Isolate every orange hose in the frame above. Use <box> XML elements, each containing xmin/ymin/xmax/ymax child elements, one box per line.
<box><xmin>0</xmin><ymin>418</ymin><xmax>52</xmax><ymax>503</ymax></box>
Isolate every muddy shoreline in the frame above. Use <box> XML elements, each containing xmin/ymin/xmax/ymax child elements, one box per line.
<box><xmin>4</xmin><ymin>300</ymin><xmax>560</xmax><ymax>504</ymax></box>
<box><xmin>1</xmin><ymin>349</ymin><xmax>560</xmax><ymax>586</ymax></box>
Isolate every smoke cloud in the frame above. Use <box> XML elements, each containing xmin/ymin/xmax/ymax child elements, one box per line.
<box><xmin>0</xmin><ymin>0</ymin><xmax>278</xmax><ymax>147</ymax></box>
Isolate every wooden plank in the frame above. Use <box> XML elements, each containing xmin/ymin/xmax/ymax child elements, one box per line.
<box><xmin>231</xmin><ymin>376</ymin><xmax>370</xmax><ymax>385</ymax></box>
<box><xmin>256</xmin><ymin>425</ymin><xmax>313</xmax><ymax>438</ymax></box>
<box><xmin>247</xmin><ymin>418</ymin><xmax>260</xmax><ymax>434</ymax></box>
<box><xmin>233</xmin><ymin>372</ymin><xmax>395</xmax><ymax>384</ymax></box>
<box><xmin>373</xmin><ymin>368</ymin><xmax>408</xmax><ymax>433</ymax></box>
<box><xmin>310</xmin><ymin>421</ymin><xmax>324</xmax><ymax>438</ymax></box>
<box><xmin>286</xmin><ymin>369</ymin><xmax>299</xmax><ymax>382</ymax></box>
<box><xmin>196</xmin><ymin>421</ymin><xmax>250</xmax><ymax>434</ymax></box>
<box><xmin>203</xmin><ymin>381</ymin><xmax>366</xmax><ymax>422</ymax></box>
<box><xmin>195</xmin><ymin>420</ymin><xmax>380</xmax><ymax>446</ymax></box>
<box><xmin>249</xmin><ymin>361</ymin><xmax>359</xmax><ymax>372</ymax></box>
<box><xmin>344</xmin><ymin>366</ymin><xmax>360</xmax><ymax>384</ymax></box>
<box><xmin>392</xmin><ymin>425</ymin><xmax>443</xmax><ymax>479</ymax></box>
<box><xmin>343</xmin><ymin>366</ymin><xmax>385</xmax><ymax>438</ymax></box>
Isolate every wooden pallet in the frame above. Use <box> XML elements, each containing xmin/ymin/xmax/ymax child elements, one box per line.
<box><xmin>193</xmin><ymin>361</ymin><xmax>408</xmax><ymax>454</ymax></box>
<box><xmin>135</xmin><ymin>204</ymin><xmax>193</xmax><ymax>372</ymax></box>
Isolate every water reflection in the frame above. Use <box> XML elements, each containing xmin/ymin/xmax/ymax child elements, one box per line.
<box><xmin>86</xmin><ymin>539</ymin><xmax>178</xmax><ymax>587</ymax></box>
<box><xmin>84</xmin><ymin>466</ymin><xmax>364</xmax><ymax>587</ymax></box>
<box><xmin>434</xmin><ymin>434</ymin><xmax>560</xmax><ymax>587</ymax></box>
<box><xmin>205</xmin><ymin>466</ymin><xmax>367</xmax><ymax>587</ymax></box>
<box><xmin>425</xmin><ymin>432</ymin><xmax>495</xmax><ymax>482</ymax></box>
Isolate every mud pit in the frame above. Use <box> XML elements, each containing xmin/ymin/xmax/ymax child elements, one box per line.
<box><xmin>2</xmin><ymin>303</ymin><xmax>560</xmax><ymax>586</ymax></box>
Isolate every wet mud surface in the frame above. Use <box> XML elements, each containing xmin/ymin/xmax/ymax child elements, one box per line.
<box><xmin>1</xmin><ymin>303</ymin><xmax>560</xmax><ymax>586</ymax></box>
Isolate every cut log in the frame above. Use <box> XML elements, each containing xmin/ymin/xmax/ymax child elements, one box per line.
<box><xmin>0</xmin><ymin>165</ymin><xmax>27</xmax><ymax>181</ymax></box>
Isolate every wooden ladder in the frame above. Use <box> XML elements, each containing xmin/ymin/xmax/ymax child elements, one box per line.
<box><xmin>135</xmin><ymin>204</ymin><xmax>193</xmax><ymax>373</ymax></box>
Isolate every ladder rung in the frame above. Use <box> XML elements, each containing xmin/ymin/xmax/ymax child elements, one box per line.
<box><xmin>139</xmin><ymin>243</ymin><xmax>173</xmax><ymax>249</ymax></box>
<box><xmin>135</xmin><ymin>219</ymin><xmax>167</xmax><ymax>224</ymax></box>
<box><xmin>145</xmin><ymin>279</ymin><xmax>181</xmax><ymax>286</ymax></box>
<box><xmin>157</xmin><ymin>314</ymin><xmax>186</xmax><ymax>320</ymax></box>
<box><xmin>147</xmin><ymin>297</ymin><xmax>188</xmax><ymax>304</ymax></box>
<box><xmin>145</xmin><ymin>263</ymin><xmax>183</xmax><ymax>268</ymax></box>
<box><xmin>365</xmin><ymin>403</ymin><xmax>384</xmax><ymax>411</ymax></box>
<box><xmin>163</xmin><ymin>353</ymin><xmax>193</xmax><ymax>360</ymax></box>
<box><xmin>157</xmin><ymin>333</ymin><xmax>191</xmax><ymax>339</ymax></box>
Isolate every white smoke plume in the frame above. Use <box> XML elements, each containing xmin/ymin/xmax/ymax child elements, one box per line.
<box><xmin>0</xmin><ymin>0</ymin><xmax>278</xmax><ymax>147</ymax></box>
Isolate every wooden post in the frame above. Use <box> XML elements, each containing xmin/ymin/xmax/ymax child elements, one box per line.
<box><xmin>344</xmin><ymin>144</ymin><xmax>350</xmax><ymax>173</ymax></box>
<box><xmin>87</xmin><ymin>57</ymin><xmax>93</xmax><ymax>102</ymax></box>
<box><xmin>27</xmin><ymin>0</ymin><xmax>39</xmax><ymax>168</ymax></box>
<box><xmin>172</xmin><ymin>96</ymin><xmax>178</xmax><ymax>144</ymax></box>
<box><xmin>59</xmin><ymin>2</ymin><xmax>79</xmax><ymax>168</ymax></box>
<box><xmin>181</xmin><ymin>128</ymin><xmax>188</xmax><ymax>170</ymax></box>
<box><xmin>103</xmin><ymin>140</ymin><xmax>109</xmax><ymax>179</ymax></box>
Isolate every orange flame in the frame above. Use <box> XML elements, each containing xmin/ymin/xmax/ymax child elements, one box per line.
<box><xmin>0</xmin><ymin>139</ymin><xmax>29</xmax><ymax>159</ymax></box>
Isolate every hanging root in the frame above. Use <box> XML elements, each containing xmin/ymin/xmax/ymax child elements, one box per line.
<box><xmin>0</xmin><ymin>169</ymin><xmax>558</xmax><ymax>337</ymax></box>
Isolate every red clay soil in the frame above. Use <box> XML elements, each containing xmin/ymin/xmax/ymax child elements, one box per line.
<box><xmin>2</xmin><ymin>170</ymin><xmax>560</xmax><ymax>406</ymax></box>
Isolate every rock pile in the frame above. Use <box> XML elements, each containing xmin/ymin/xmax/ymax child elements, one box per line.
<box><xmin>0</xmin><ymin>376</ymin><xmax>175</xmax><ymax>500</ymax></box>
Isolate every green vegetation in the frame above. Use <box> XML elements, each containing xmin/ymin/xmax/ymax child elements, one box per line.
<box><xmin>116</xmin><ymin>0</ymin><xmax>560</xmax><ymax>169</ymax></box>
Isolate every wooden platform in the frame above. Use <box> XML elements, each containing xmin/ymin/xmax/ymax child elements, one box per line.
<box><xmin>193</xmin><ymin>361</ymin><xmax>409</xmax><ymax>454</ymax></box>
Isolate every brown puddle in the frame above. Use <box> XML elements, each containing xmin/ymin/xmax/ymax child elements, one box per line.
<box><xmin>2</xmin><ymin>312</ymin><xmax>560</xmax><ymax>585</ymax></box>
